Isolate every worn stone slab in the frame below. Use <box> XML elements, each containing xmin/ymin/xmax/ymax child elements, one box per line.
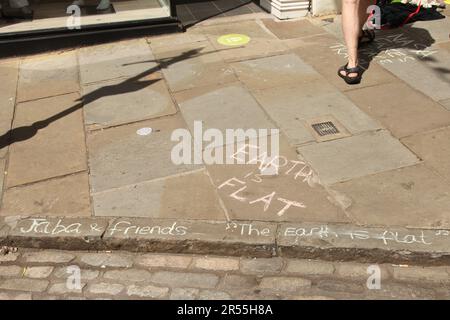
<box><xmin>297</xmin><ymin>130</ymin><xmax>420</xmax><ymax>185</ymax></box>
<box><xmin>402</xmin><ymin>127</ymin><xmax>450</xmax><ymax>183</ymax></box>
<box><xmin>17</xmin><ymin>52</ymin><xmax>78</xmax><ymax>103</ymax></box>
<box><xmin>206</xmin><ymin>136</ymin><xmax>349</xmax><ymax>223</ymax></box>
<box><xmin>78</xmin><ymin>38</ymin><xmax>159</xmax><ymax>85</ymax></box>
<box><xmin>87</xmin><ymin>115</ymin><xmax>201</xmax><ymax>193</ymax></box>
<box><xmin>345</xmin><ymin>82</ymin><xmax>450</xmax><ymax>138</ymax></box>
<box><xmin>152</xmin><ymin>40</ymin><xmax>237</xmax><ymax>92</ymax></box>
<box><xmin>230</xmin><ymin>53</ymin><xmax>320</xmax><ymax>91</ymax></box>
<box><xmin>174</xmin><ymin>83</ymin><xmax>276</xmax><ymax>148</ymax></box>
<box><xmin>103</xmin><ymin>218</ymin><xmax>277</xmax><ymax>256</ymax></box>
<box><xmin>0</xmin><ymin>60</ymin><xmax>18</xmax><ymax>158</ymax></box>
<box><xmin>439</xmin><ymin>98</ymin><xmax>450</xmax><ymax>111</ymax></box>
<box><xmin>93</xmin><ymin>169</ymin><xmax>226</xmax><ymax>220</ymax></box>
<box><xmin>277</xmin><ymin>222</ymin><xmax>450</xmax><ymax>264</ymax></box>
<box><xmin>200</xmin><ymin>20</ymin><xmax>288</xmax><ymax>62</ymax></box>
<box><xmin>7</xmin><ymin>93</ymin><xmax>87</xmax><ymax>187</ymax></box>
<box><xmin>405</xmin><ymin>18</ymin><xmax>450</xmax><ymax>44</ymax></box>
<box><xmin>3</xmin><ymin>216</ymin><xmax>109</xmax><ymax>250</ymax></box>
<box><xmin>332</xmin><ymin>164</ymin><xmax>450</xmax><ymax>228</ymax></box>
<box><xmin>1</xmin><ymin>173</ymin><xmax>91</xmax><ymax>217</ymax></box>
<box><xmin>252</xmin><ymin>79</ymin><xmax>381</xmax><ymax>146</ymax></box>
<box><xmin>261</xmin><ymin>18</ymin><xmax>327</xmax><ymax>40</ymax></box>
<box><xmin>147</xmin><ymin>30</ymin><xmax>207</xmax><ymax>49</ymax></box>
<box><xmin>81</xmin><ymin>74</ymin><xmax>176</xmax><ymax>129</ymax></box>
<box><xmin>289</xmin><ymin>33</ymin><xmax>398</xmax><ymax>92</ymax></box>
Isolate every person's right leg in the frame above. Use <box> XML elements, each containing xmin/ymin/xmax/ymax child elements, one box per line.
<box><xmin>341</xmin><ymin>0</ymin><xmax>361</xmax><ymax>77</ymax></box>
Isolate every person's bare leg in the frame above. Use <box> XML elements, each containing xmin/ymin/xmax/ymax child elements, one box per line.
<box><xmin>341</xmin><ymin>0</ymin><xmax>360</xmax><ymax>77</ymax></box>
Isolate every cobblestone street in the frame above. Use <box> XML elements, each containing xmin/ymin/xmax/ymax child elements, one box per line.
<box><xmin>1</xmin><ymin>248</ymin><xmax>450</xmax><ymax>300</ymax></box>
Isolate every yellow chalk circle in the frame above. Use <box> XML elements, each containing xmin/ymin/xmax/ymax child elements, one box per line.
<box><xmin>217</xmin><ymin>34</ymin><xmax>251</xmax><ymax>46</ymax></box>
<box><xmin>445</xmin><ymin>0</ymin><xmax>450</xmax><ymax>4</ymax></box>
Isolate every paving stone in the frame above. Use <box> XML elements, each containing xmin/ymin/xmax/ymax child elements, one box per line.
<box><xmin>297</xmin><ymin>130</ymin><xmax>420</xmax><ymax>185</ymax></box>
<box><xmin>103</xmin><ymin>269</ymin><xmax>152</xmax><ymax>282</ymax></box>
<box><xmin>17</xmin><ymin>52</ymin><xmax>78</xmax><ymax>102</ymax></box>
<box><xmin>23</xmin><ymin>266</ymin><xmax>54</xmax><ymax>279</ymax></box>
<box><xmin>219</xmin><ymin>275</ymin><xmax>258</xmax><ymax>290</ymax></box>
<box><xmin>316</xmin><ymin>279</ymin><xmax>365</xmax><ymax>294</ymax></box>
<box><xmin>23</xmin><ymin>251</ymin><xmax>75</xmax><ymax>263</ymax></box>
<box><xmin>87</xmin><ymin>115</ymin><xmax>201</xmax><ymax>193</ymax></box>
<box><xmin>365</xmin><ymin>283</ymin><xmax>437</xmax><ymax>300</ymax></box>
<box><xmin>88</xmin><ymin>282</ymin><xmax>124</xmax><ymax>295</ymax></box>
<box><xmin>402</xmin><ymin>127</ymin><xmax>450</xmax><ymax>185</ymax></box>
<box><xmin>135</xmin><ymin>254</ymin><xmax>192</xmax><ymax>269</ymax></box>
<box><xmin>345</xmin><ymin>82</ymin><xmax>450</xmax><ymax>138</ymax></box>
<box><xmin>81</xmin><ymin>74</ymin><xmax>176</xmax><ymax>129</ymax></box>
<box><xmin>53</xmin><ymin>267</ymin><xmax>99</xmax><ymax>281</ymax></box>
<box><xmin>252</xmin><ymin>80</ymin><xmax>381</xmax><ymax>146</ymax></box>
<box><xmin>1</xmin><ymin>173</ymin><xmax>91</xmax><ymax>216</ymax></box>
<box><xmin>336</xmin><ymin>263</ymin><xmax>390</xmax><ymax>280</ymax></box>
<box><xmin>291</xmin><ymin>295</ymin><xmax>335</xmax><ymax>300</ymax></box>
<box><xmin>48</xmin><ymin>282</ymin><xmax>85</xmax><ymax>295</ymax></box>
<box><xmin>331</xmin><ymin>164</ymin><xmax>450</xmax><ymax>228</ymax></box>
<box><xmin>261</xmin><ymin>18</ymin><xmax>326</xmax><ymax>40</ymax></box>
<box><xmin>6</xmin><ymin>93</ymin><xmax>87</xmax><ymax>187</ymax></box>
<box><xmin>0</xmin><ymin>278</ymin><xmax>49</xmax><ymax>292</ymax></box>
<box><xmin>198</xmin><ymin>290</ymin><xmax>231</xmax><ymax>300</ymax></box>
<box><xmin>259</xmin><ymin>276</ymin><xmax>311</xmax><ymax>291</ymax></box>
<box><xmin>192</xmin><ymin>256</ymin><xmax>239</xmax><ymax>271</ymax></box>
<box><xmin>169</xmin><ymin>288</ymin><xmax>199</xmax><ymax>300</ymax></box>
<box><xmin>0</xmin><ymin>253</ymin><xmax>19</xmax><ymax>262</ymax></box>
<box><xmin>151</xmin><ymin>271</ymin><xmax>219</xmax><ymax>288</ymax></box>
<box><xmin>92</xmin><ymin>169</ymin><xmax>225</xmax><ymax>219</ymax></box>
<box><xmin>148</xmin><ymin>30</ymin><xmax>207</xmax><ymax>49</ymax></box>
<box><xmin>240</xmin><ymin>258</ymin><xmax>283</xmax><ymax>274</ymax></box>
<box><xmin>0</xmin><ymin>265</ymin><xmax>22</xmax><ymax>277</ymax></box>
<box><xmin>393</xmin><ymin>266</ymin><xmax>450</xmax><ymax>283</ymax></box>
<box><xmin>230</xmin><ymin>53</ymin><xmax>319</xmax><ymax>91</ymax></box>
<box><xmin>200</xmin><ymin>20</ymin><xmax>288</xmax><ymax>62</ymax></box>
<box><xmin>0</xmin><ymin>159</ymin><xmax>5</xmax><ymax>198</ymax></box>
<box><xmin>174</xmin><ymin>83</ymin><xmax>276</xmax><ymax>147</ymax></box>
<box><xmin>284</xmin><ymin>259</ymin><xmax>335</xmax><ymax>275</ymax></box>
<box><xmin>127</xmin><ymin>284</ymin><xmax>169</xmax><ymax>298</ymax></box>
<box><xmin>404</xmin><ymin>18</ymin><xmax>450</xmax><ymax>44</ymax></box>
<box><xmin>0</xmin><ymin>292</ymin><xmax>32</xmax><ymax>300</ymax></box>
<box><xmin>79</xmin><ymin>38</ymin><xmax>159</xmax><ymax>84</ymax></box>
<box><xmin>439</xmin><ymin>98</ymin><xmax>450</xmax><ymax>111</ymax></box>
<box><xmin>152</xmin><ymin>40</ymin><xmax>237</xmax><ymax>92</ymax></box>
<box><xmin>0</xmin><ymin>60</ymin><xmax>18</xmax><ymax>158</ymax></box>
<box><xmin>80</xmin><ymin>253</ymin><xmax>133</xmax><ymax>268</ymax></box>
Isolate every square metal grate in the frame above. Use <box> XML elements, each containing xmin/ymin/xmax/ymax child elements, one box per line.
<box><xmin>311</xmin><ymin>121</ymin><xmax>340</xmax><ymax>137</ymax></box>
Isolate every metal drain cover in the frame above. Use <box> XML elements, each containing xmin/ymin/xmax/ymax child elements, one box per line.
<box><xmin>311</xmin><ymin>121</ymin><xmax>340</xmax><ymax>136</ymax></box>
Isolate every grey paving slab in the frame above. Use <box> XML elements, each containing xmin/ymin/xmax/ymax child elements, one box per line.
<box><xmin>17</xmin><ymin>52</ymin><xmax>79</xmax><ymax>102</ymax></box>
<box><xmin>152</xmin><ymin>41</ymin><xmax>237</xmax><ymax>93</ymax></box>
<box><xmin>93</xmin><ymin>169</ymin><xmax>226</xmax><ymax>220</ymax></box>
<box><xmin>439</xmin><ymin>98</ymin><xmax>450</xmax><ymax>111</ymax></box>
<box><xmin>87</xmin><ymin>115</ymin><xmax>201</xmax><ymax>193</ymax></box>
<box><xmin>1</xmin><ymin>173</ymin><xmax>91</xmax><ymax>217</ymax></box>
<box><xmin>252</xmin><ymin>79</ymin><xmax>382</xmax><ymax>146</ymax></box>
<box><xmin>331</xmin><ymin>164</ymin><xmax>450</xmax><ymax>228</ymax></box>
<box><xmin>261</xmin><ymin>18</ymin><xmax>327</xmax><ymax>40</ymax></box>
<box><xmin>297</xmin><ymin>130</ymin><xmax>420</xmax><ymax>185</ymax></box>
<box><xmin>0</xmin><ymin>158</ymin><xmax>5</xmax><ymax>199</ymax></box>
<box><xmin>0</xmin><ymin>60</ymin><xmax>18</xmax><ymax>158</ymax></box>
<box><xmin>402</xmin><ymin>127</ymin><xmax>450</xmax><ymax>184</ymax></box>
<box><xmin>78</xmin><ymin>38</ymin><xmax>159</xmax><ymax>85</ymax></box>
<box><xmin>407</xmin><ymin>18</ymin><xmax>450</xmax><ymax>44</ymax></box>
<box><xmin>174</xmin><ymin>83</ymin><xmax>276</xmax><ymax>147</ymax></box>
<box><xmin>230</xmin><ymin>53</ymin><xmax>320</xmax><ymax>91</ymax></box>
<box><xmin>7</xmin><ymin>93</ymin><xmax>87</xmax><ymax>187</ymax></box>
<box><xmin>81</xmin><ymin>74</ymin><xmax>176</xmax><ymax>129</ymax></box>
<box><xmin>345</xmin><ymin>82</ymin><xmax>450</xmax><ymax>138</ymax></box>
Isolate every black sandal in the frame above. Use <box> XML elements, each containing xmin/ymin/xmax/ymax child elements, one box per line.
<box><xmin>358</xmin><ymin>29</ymin><xmax>375</xmax><ymax>47</ymax></box>
<box><xmin>338</xmin><ymin>63</ymin><xmax>364</xmax><ymax>85</ymax></box>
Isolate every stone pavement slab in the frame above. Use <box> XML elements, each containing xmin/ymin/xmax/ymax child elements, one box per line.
<box><xmin>6</xmin><ymin>93</ymin><xmax>87</xmax><ymax>187</ymax></box>
<box><xmin>17</xmin><ymin>52</ymin><xmax>79</xmax><ymax>103</ymax></box>
<box><xmin>297</xmin><ymin>130</ymin><xmax>420</xmax><ymax>185</ymax></box>
<box><xmin>406</xmin><ymin>18</ymin><xmax>450</xmax><ymax>44</ymax></box>
<box><xmin>331</xmin><ymin>164</ymin><xmax>450</xmax><ymax>228</ymax></box>
<box><xmin>92</xmin><ymin>169</ymin><xmax>226</xmax><ymax>220</ymax></box>
<box><xmin>261</xmin><ymin>18</ymin><xmax>327</xmax><ymax>40</ymax></box>
<box><xmin>78</xmin><ymin>38</ymin><xmax>159</xmax><ymax>85</ymax></box>
<box><xmin>1</xmin><ymin>172</ymin><xmax>91</xmax><ymax>216</ymax></box>
<box><xmin>345</xmin><ymin>82</ymin><xmax>450</xmax><ymax>139</ymax></box>
<box><xmin>230</xmin><ymin>53</ymin><xmax>319</xmax><ymax>91</ymax></box>
<box><xmin>81</xmin><ymin>74</ymin><xmax>176</xmax><ymax>129</ymax></box>
<box><xmin>151</xmin><ymin>40</ymin><xmax>237</xmax><ymax>93</ymax></box>
<box><xmin>0</xmin><ymin>60</ymin><xmax>18</xmax><ymax>158</ymax></box>
<box><xmin>439</xmin><ymin>98</ymin><xmax>450</xmax><ymax>111</ymax></box>
<box><xmin>174</xmin><ymin>83</ymin><xmax>276</xmax><ymax>147</ymax></box>
<box><xmin>401</xmin><ymin>127</ymin><xmax>450</xmax><ymax>184</ymax></box>
<box><xmin>199</xmin><ymin>20</ymin><xmax>288</xmax><ymax>62</ymax></box>
<box><xmin>252</xmin><ymin>78</ymin><xmax>381</xmax><ymax>146</ymax></box>
<box><xmin>87</xmin><ymin>115</ymin><xmax>201</xmax><ymax>193</ymax></box>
